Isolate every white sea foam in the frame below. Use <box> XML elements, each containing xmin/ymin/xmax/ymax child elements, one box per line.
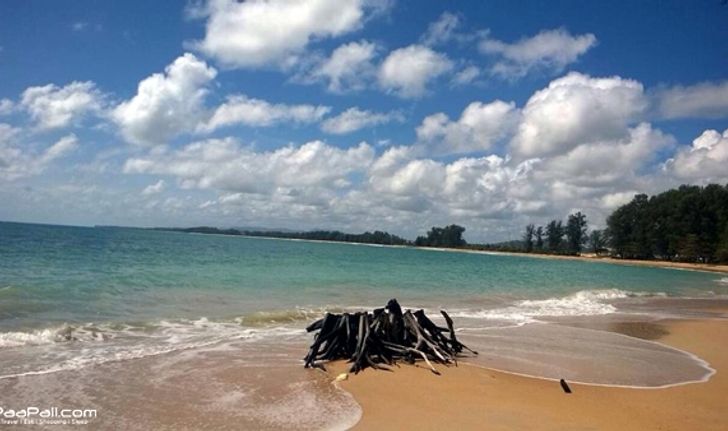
<box><xmin>0</xmin><ymin>325</ymin><xmax>112</xmax><ymax>348</ymax></box>
<box><xmin>0</xmin><ymin>318</ymin><xmax>306</xmax><ymax>349</ymax></box>
<box><xmin>0</xmin><ymin>329</ymin><xmax>65</xmax><ymax>347</ymax></box>
<box><xmin>0</xmin><ymin>292</ymin><xmax>669</xmax><ymax>379</ymax></box>
<box><xmin>717</xmin><ymin>277</ymin><xmax>728</xmax><ymax>284</ymax></box>
<box><xmin>448</xmin><ymin>289</ymin><xmax>666</xmax><ymax>324</ymax></box>
<box><xmin>0</xmin><ymin>318</ymin><xmax>306</xmax><ymax>379</ymax></box>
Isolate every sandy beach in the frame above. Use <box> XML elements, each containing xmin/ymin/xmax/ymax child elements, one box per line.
<box><xmin>332</xmin><ymin>316</ymin><xmax>728</xmax><ymax>430</ymax></box>
<box><xmin>4</xmin><ymin>225</ymin><xmax>727</xmax><ymax>430</ymax></box>
<box><xmin>423</xmin><ymin>246</ymin><xmax>728</xmax><ymax>275</ymax></box>
<box><xmin>3</xmin><ymin>305</ymin><xmax>724</xmax><ymax>430</ymax></box>
<box><xmin>3</xmin><ymin>1</ymin><xmax>728</xmax><ymax>429</ymax></box>
<box><xmin>523</xmin><ymin>253</ymin><xmax>728</xmax><ymax>275</ymax></box>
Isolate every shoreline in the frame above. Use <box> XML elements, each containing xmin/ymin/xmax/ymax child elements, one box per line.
<box><xmin>198</xmin><ymin>230</ymin><xmax>728</xmax><ymax>275</ymax></box>
<box><xmin>219</xmin><ymin>231</ymin><xmax>728</xmax><ymax>275</ymax></box>
<box><xmin>421</xmin><ymin>246</ymin><xmax>728</xmax><ymax>274</ymax></box>
<box><xmin>7</xmin><ymin>222</ymin><xmax>728</xmax><ymax>275</ymax></box>
<box><xmin>334</xmin><ymin>316</ymin><xmax>728</xmax><ymax>430</ymax></box>
<box><xmin>126</xmin><ymin>226</ymin><xmax>728</xmax><ymax>275</ymax></box>
<box><xmin>1</xmin><ymin>301</ymin><xmax>726</xmax><ymax>430</ymax></box>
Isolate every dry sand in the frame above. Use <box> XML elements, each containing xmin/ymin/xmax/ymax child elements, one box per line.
<box><xmin>535</xmin><ymin>254</ymin><xmax>728</xmax><ymax>274</ymax></box>
<box><xmin>423</xmin><ymin>246</ymin><xmax>728</xmax><ymax>274</ymax></box>
<box><xmin>332</xmin><ymin>318</ymin><xmax>728</xmax><ymax>430</ymax></box>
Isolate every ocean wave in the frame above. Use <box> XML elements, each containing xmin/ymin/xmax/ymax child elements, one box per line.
<box><xmin>0</xmin><ymin>324</ymin><xmax>113</xmax><ymax>348</ymax></box>
<box><xmin>717</xmin><ymin>277</ymin><xmax>728</xmax><ymax>284</ymax></box>
<box><xmin>234</xmin><ymin>307</ymin><xmax>341</xmax><ymax>326</ymax></box>
<box><xmin>0</xmin><ymin>310</ymin><xmax>330</xmax><ymax>350</ymax></box>
<box><xmin>0</xmin><ymin>318</ymin><xmax>306</xmax><ymax>379</ymax></box>
<box><xmin>448</xmin><ymin>289</ymin><xmax>666</xmax><ymax>324</ymax></box>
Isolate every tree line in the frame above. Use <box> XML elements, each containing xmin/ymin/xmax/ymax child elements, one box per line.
<box><xmin>414</xmin><ymin>225</ymin><xmax>467</xmax><ymax>247</ymax></box>
<box><xmin>501</xmin><ymin>183</ymin><xmax>728</xmax><ymax>263</ymax></box>
<box><xmin>476</xmin><ymin>211</ymin><xmax>595</xmax><ymax>256</ymax></box>
<box><xmin>244</xmin><ymin>229</ymin><xmax>411</xmax><ymax>245</ymax></box>
<box><xmin>156</xmin><ymin>223</ymin><xmax>471</xmax><ymax>248</ymax></box>
<box><xmin>154</xmin><ymin>183</ymin><xmax>728</xmax><ymax>263</ymax></box>
<box><xmin>162</xmin><ymin>225</ymin><xmax>470</xmax><ymax>248</ymax></box>
<box><xmin>525</xmin><ymin>211</ymin><xmax>592</xmax><ymax>255</ymax></box>
<box><xmin>606</xmin><ymin>184</ymin><xmax>728</xmax><ymax>263</ymax></box>
<box><xmin>156</xmin><ymin>226</ymin><xmax>411</xmax><ymax>246</ymax></box>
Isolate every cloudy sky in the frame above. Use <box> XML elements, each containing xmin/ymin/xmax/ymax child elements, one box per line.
<box><xmin>1</xmin><ymin>0</ymin><xmax>727</xmax><ymax>241</ymax></box>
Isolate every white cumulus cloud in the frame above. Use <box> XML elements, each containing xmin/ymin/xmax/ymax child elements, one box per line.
<box><xmin>511</xmin><ymin>72</ymin><xmax>647</xmax><ymax>158</ymax></box>
<box><xmin>364</xmin><ymin>146</ymin><xmax>538</xmax><ymax>217</ymax></box>
<box><xmin>306</xmin><ymin>40</ymin><xmax>378</xmax><ymax>93</ymax></box>
<box><xmin>41</xmin><ymin>134</ymin><xmax>79</xmax><ymax>163</ymax></box>
<box><xmin>665</xmin><ymin>128</ymin><xmax>728</xmax><ymax>182</ymax></box>
<box><xmin>321</xmin><ymin>107</ymin><xmax>403</xmax><ymax>134</ymax></box>
<box><xmin>480</xmin><ymin>28</ymin><xmax>597</xmax><ymax>79</ymax></box>
<box><xmin>421</xmin><ymin>12</ymin><xmax>462</xmax><ymax>46</ymax></box>
<box><xmin>142</xmin><ymin>179</ymin><xmax>166</xmax><ymax>195</ymax></box>
<box><xmin>21</xmin><ymin>81</ymin><xmax>103</xmax><ymax>130</ymax></box>
<box><xmin>417</xmin><ymin>100</ymin><xmax>519</xmax><ymax>154</ymax></box>
<box><xmin>655</xmin><ymin>81</ymin><xmax>728</xmax><ymax>119</ymax></box>
<box><xmin>0</xmin><ymin>99</ymin><xmax>14</xmax><ymax>116</ymax></box>
<box><xmin>124</xmin><ymin>138</ymin><xmax>375</xmax><ymax>197</ymax></box>
<box><xmin>199</xmin><ymin>95</ymin><xmax>330</xmax><ymax>132</ymax></box>
<box><xmin>189</xmin><ymin>0</ymin><xmax>368</xmax><ymax>69</ymax></box>
<box><xmin>540</xmin><ymin>123</ymin><xmax>674</xmax><ymax>188</ymax></box>
<box><xmin>378</xmin><ymin>45</ymin><xmax>453</xmax><ymax>98</ymax></box>
<box><xmin>111</xmin><ymin>53</ymin><xmax>217</xmax><ymax>146</ymax></box>
<box><xmin>0</xmin><ymin>128</ymin><xmax>78</xmax><ymax>180</ymax></box>
<box><xmin>451</xmin><ymin>66</ymin><xmax>481</xmax><ymax>86</ymax></box>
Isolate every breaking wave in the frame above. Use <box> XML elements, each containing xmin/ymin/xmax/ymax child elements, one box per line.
<box><xmin>448</xmin><ymin>289</ymin><xmax>667</xmax><ymax>324</ymax></box>
<box><xmin>235</xmin><ymin>307</ymin><xmax>342</xmax><ymax>326</ymax></box>
<box><xmin>0</xmin><ymin>317</ymin><xmax>308</xmax><ymax>379</ymax></box>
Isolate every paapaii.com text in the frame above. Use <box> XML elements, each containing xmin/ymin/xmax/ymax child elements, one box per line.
<box><xmin>0</xmin><ymin>407</ymin><xmax>97</xmax><ymax>419</ymax></box>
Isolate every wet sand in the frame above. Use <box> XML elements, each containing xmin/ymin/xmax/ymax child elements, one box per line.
<box><xmin>333</xmin><ymin>317</ymin><xmax>728</xmax><ymax>430</ymax></box>
<box><xmin>2</xmin><ymin>306</ymin><xmax>725</xmax><ymax>430</ymax></box>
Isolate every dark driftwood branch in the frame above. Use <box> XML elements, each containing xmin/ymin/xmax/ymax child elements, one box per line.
<box><xmin>303</xmin><ymin>299</ymin><xmax>476</xmax><ymax>374</ymax></box>
<box><xmin>560</xmin><ymin>379</ymin><xmax>572</xmax><ymax>394</ymax></box>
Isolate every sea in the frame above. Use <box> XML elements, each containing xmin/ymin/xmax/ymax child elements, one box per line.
<box><xmin>1</xmin><ymin>221</ymin><xmax>726</xmax><ymax>429</ymax></box>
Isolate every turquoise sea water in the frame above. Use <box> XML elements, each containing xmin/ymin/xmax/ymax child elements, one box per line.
<box><xmin>1</xmin><ymin>219</ymin><xmax>725</xmax><ymax>375</ymax></box>
<box><xmin>1</xmin><ymin>221</ymin><xmax>724</xmax><ymax>331</ymax></box>
<box><xmin>1</xmin><ymin>221</ymin><xmax>725</xmax><ymax>429</ymax></box>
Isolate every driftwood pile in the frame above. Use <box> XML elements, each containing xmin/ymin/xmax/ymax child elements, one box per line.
<box><xmin>304</xmin><ymin>299</ymin><xmax>476</xmax><ymax>375</ymax></box>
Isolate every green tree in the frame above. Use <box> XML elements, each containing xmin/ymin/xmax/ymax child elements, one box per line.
<box><xmin>522</xmin><ymin>224</ymin><xmax>535</xmax><ymax>252</ymax></box>
<box><xmin>606</xmin><ymin>193</ymin><xmax>651</xmax><ymax>259</ymax></box>
<box><xmin>588</xmin><ymin>229</ymin><xmax>606</xmax><ymax>254</ymax></box>
<box><xmin>605</xmin><ymin>184</ymin><xmax>728</xmax><ymax>262</ymax></box>
<box><xmin>535</xmin><ymin>226</ymin><xmax>544</xmax><ymax>250</ymax></box>
<box><xmin>716</xmin><ymin>225</ymin><xmax>728</xmax><ymax>263</ymax></box>
<box><xmin>677</xmin><ymin>234</ymin><xmax>701</xmax><ymax>262</ymax></box>
<box><xmin>545</xmin><ymin>220</ymin><xmax>564</xmax><ymax>253</ymax></box>
<box><xmin>565</xmin><ymin>212</ymin><xmax>588</xmax><ymax>255</ymax></box>
<box><xmin>416</xmin><ymin>225</ymin><xmax>466</xmax><ymax>247</ymax></box>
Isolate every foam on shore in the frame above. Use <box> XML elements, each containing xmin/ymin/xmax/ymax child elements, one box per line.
<box><xmin>446</xmin><ymin>289</ymin><xmax>667</xmax><ymax>325</ymax></box>
<box><xmin>459</xmin><ymin>322</ymin><xmax>714</xmax><ymax>388</ymax></box>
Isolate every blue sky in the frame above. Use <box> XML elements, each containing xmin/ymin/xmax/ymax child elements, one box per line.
<box><xmin>1</xmin><ymin>0</ymin><xmax>727</xmax><ymax>241</ymax></box>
